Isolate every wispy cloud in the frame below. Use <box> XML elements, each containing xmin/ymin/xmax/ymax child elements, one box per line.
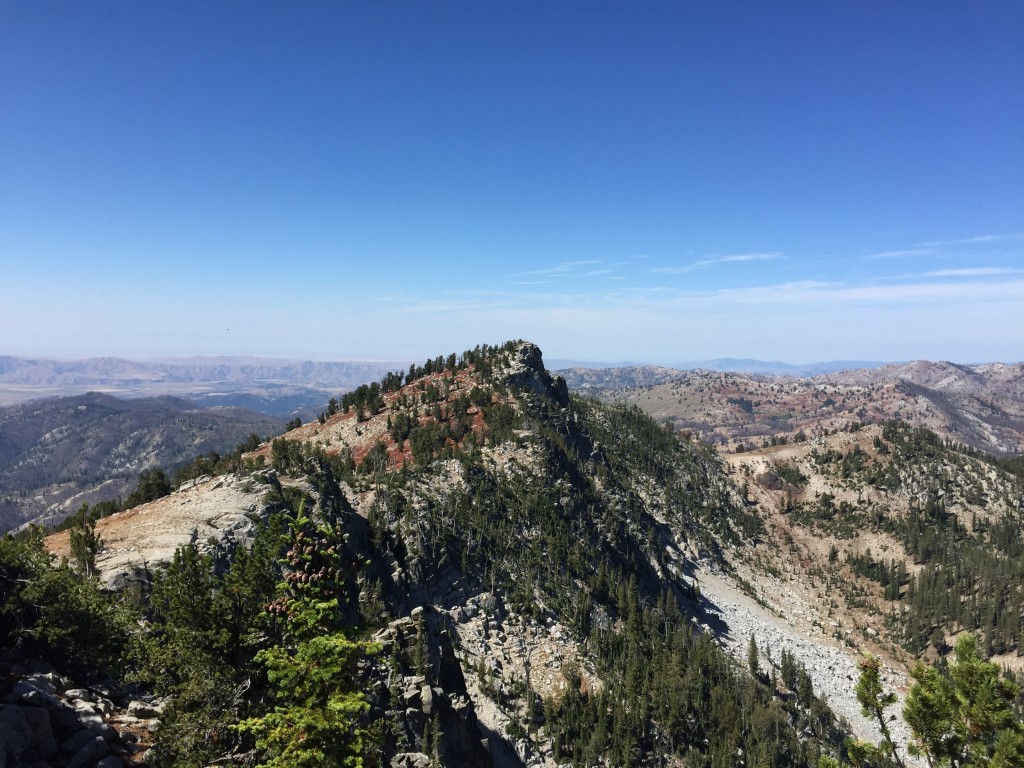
<box><xmin>520</xmin><ymin>259</ymin><xmax>603</xmax><ymax>277</ymax></box>
<box><xmin>387</xmin><ymin>275</ymin><xmax>1024</xmax><ymax>319</ymax></box>
<box><xmin>650</xmin><ymin>251</ymin><xmax>781</xmax><ymax>274</ymax></box>
<box><xmin>649</xmin><ymin>265</ymin><xmax>695</xmax><ymax>275</ymax></box>
<box><xmin>866</xmin><ymin>248</ymin><xmax>935</xmax><ymax>260</ymax></box>
<box><xmin>917</xmin><ymin>233</ymin><xmax>1024</xmax><ymax>248</ymax></box>
<box><xmin>693</xmin><ymin>252</ymin><xmax>781</xmax><ymax>267</ymax></box>
<box><xmin>922</xmin><ymin>267</ymin><xmax>1024</xmax><ymax>278</ymax></box>
<box><xmin>689</xmin><ymin>277</ymin><xmax>1024</xmax><ymax>307</ymax></box>
<box><xmin>392</xmin><ymin>294</ymin><xmax>518</xmax><ymax>314</ymax></box>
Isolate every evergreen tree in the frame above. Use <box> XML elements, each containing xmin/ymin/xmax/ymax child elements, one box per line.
<box><xmin>748</xmin><ymin>635</ymin><xmax>760</xmax><ymax>678</ymax></box>
<box><xmin>237</xmin><ymin>502</ymin><xmax>380</xmax><ymax>768</ymax></box>
<box><xmin>850</xmin><ymin>636</ymin><xmax>1024</xmax><ymax>768</ymax></box>
<box><xmin>68</xmin><ymin>503</ymin><xmax>102</xmax><ymax>578</ymax></box>
<box><xmin>852</xmin><ymin>655</ymin><xmax>905</xmax><ymax>768</ymax></box>
<box><xmin>125</xmin><ymin>467</ymin><xmax>172</xmax><ymax>508</ymax></box>
<box><xmin>903</xmin><ymin>634</ymin><xmax>1024</xmax><ymax>767</ymax></box>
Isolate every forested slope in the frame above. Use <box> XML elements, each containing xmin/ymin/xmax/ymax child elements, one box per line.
<box><xmin>0</xmin><ymin>341</ymin><xmax>852</xmax><ymax>768</ymax></box>
<box><xmin>4</xmin><ymin>341</ymin><xmax>1021</xmax><ymax>767</ymax></box>
<box><xmin>0</xmin><ymin>392</ymin><xmax>281</xmax><ymax>532</ymax></box>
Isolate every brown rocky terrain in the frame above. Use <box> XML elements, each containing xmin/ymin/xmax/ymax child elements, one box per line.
<box><xmin>576</xmin><ymin>360</ymin><xmax>1024</xmax><ymax>455</ymax></box>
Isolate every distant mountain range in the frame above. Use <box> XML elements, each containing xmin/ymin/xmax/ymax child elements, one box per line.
<box><xmin>560</xmin><ymin>359</ymin><xmax>1024</xmax><ymax>455</ymax></box>
<box><xmin>681</xmin><ymin>358</ymin><xmax>893</xmax><ymax>376</ymax></box>
<box><xmin>0</xmin><ymin>355</ymin><xmax>930</xmax><ymax>418</ymax></box>
<box><xmin>550</xmin><ymin>357</ymin><xmax>891</xmax><ymax>376</ymax></box>
<box><xmin>0</xmin><ymin>355</ymin><xmax>411</xmax><ymax>416</ymax></box>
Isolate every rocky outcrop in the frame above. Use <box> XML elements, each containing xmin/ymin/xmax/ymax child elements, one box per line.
<box><xmin>46</xmin><ymin>472</ymin><xmax>276</xmax><ymax>589</ymax></box>
<box><xmin>371</xmin><ymin>613</ymin><xmax>495</xmax><ymax>768</ymax></box>
<box><xmin>501</xmin><ymin>343</ymin><xmax>569</xmax><ymax>409</ymax></box>
<box><xmin>0</xmin><ymin>657</ymin><xmax>159</xmax><ymax>768</ymax></box>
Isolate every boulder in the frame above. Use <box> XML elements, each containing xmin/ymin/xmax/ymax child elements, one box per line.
<box><xmin>391</xmin><ymin>753</ymin><xmax>431</xmax><ymax>768</ymax></box>
<box><xmin>0</xmin><ymin>705</ymin><xmax>32</xmax><ymax>764</ymax></box>
<box><xmin>419</xmin><ymin>686</ymin><xmax>434</xmax><ymax>716</ymax></box>
<box><xmin>61</xmin><ymin>729</ymin><xmax>97</xmax><ymax>755</ymax></box>
<box><xmin>65</xmin><ymin>734</ymin><xmax>108</xmax><ymax>768</ymax></box>
<box><xmin>23</xmin><ymin>674</ymin><xmax>61</xmax><ymax>696</ymax></box>
<box><xmin>20</xmin><ymin>705</ymin><xmax>57</xmax><ymax>761</ymax></box>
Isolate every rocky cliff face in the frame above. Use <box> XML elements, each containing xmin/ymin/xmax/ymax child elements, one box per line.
<box><xmin>500</xmin><ymin>342</ymin><xmax>570</xmax><ymax>408</ymax></box>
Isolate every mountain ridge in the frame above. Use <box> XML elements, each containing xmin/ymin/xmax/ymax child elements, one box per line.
<box><xmin>0</xmin><ymin>391</ymin><xmax>283</xmax><ymax>532</ymax></box>
<box><xmin>36</xmin><ymin>340</ymin><xmax>861</xmax><ymax>767</ymax></box>
<box><xmin>0</xmin><ymin>354</ymin><xmax>413</xmax><ymax>414</ymax></box>
<box><xmin>7</xmin><ymin>341</ymin><xmax>1023</xmax><ymax>766</ymax></box>
<box><xmin>560</xmin><ymin>360</ymin><xmax>1024</xmax><ymax>455</ymax></box>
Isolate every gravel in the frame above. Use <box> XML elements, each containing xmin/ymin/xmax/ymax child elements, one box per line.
<box><xmin>696</xmin><ymin>566</ymin><xmax>920</xmax><ymax>761</ymax></box>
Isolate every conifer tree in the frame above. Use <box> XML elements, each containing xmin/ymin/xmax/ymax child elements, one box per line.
<box><xmin>852</xmin><ymin>654</ymin><xmax>906</xmax><ymax>768</ymax></box>
<box><xmin>237</xmin><ymin>502</ymin><xmax>380</xmax><ymax>768</ymax></box>
<box><xmin>903</xmin><ymin>634</ymin><xmax>1024</xmax><ymax>767</ymax></box>
<box><xmin>850</xmin><ymin>636</ymin><xmax>1024</xmax><ymax>768</ymax></box>
<box><xmin>68</xmin><ymin>503</ymin><xmax>102</xmax><ymax>578</ymax></box>
<box><xmin>747</xmin><ymin>635</ymin><xmax>760</xmax><ymax>678</ymax></box>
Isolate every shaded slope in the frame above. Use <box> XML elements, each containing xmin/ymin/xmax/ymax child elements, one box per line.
<box><xmin>0</xmin><ymin>392</ymin><xmax>281</xmax><ymax>531</ymax></box>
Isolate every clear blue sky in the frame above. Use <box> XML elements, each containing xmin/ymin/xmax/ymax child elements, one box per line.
<box><xmin>2</xmin><ymin>1</ymin><xmax>1022</xmax><ymax>364</ymax></box>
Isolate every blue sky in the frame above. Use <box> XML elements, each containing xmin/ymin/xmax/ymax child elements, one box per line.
<box><xmin>2</xmin><ymin>2</ymin><xmax>1022</xmax><ymax>365</ymax></box>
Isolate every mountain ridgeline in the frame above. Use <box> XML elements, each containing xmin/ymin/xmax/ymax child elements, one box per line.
<box><xmin>224</xmin><ymin>340</ymin><xmax>844</xmax><ymax>766</ymax></box>
<box><xmin>0</xmin><ymin>392</ymin><xmax>283</xmax><ymax>533</ymax></box>
<box><xmin>562</xmin><ymin>360</ymin><xmax>1024</xmax><ymax>456</ymax></box>
<box><xmin>5</xmin><ymin>341</ymin><xmax>856</xmax><ymax>768</ymax></box>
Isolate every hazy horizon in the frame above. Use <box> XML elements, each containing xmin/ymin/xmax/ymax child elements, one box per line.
<box><xmin>5</xmin><ymin>349</ymin><xmax>1021</xmax><ymax>370</ymax></box>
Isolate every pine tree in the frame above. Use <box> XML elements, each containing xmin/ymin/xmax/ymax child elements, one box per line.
<box><xmin>903</xmin><ymin>634</ymin><xmax>1024</xmax><ymax>767</ymax></box>
<box><xmin>68</xmin><ymin>503</ymin><xmax>102</xmax><ymax>578</ymax></box>
<box><xmin>237</xmin><ymin>502</ymin><xmax>380</xmax><ymax>768</ymax></box>
<box><xmin>850</xmin><ymin>636</ymin><xmax>1024</xmax><ymax>767</ymax></box>
<box><xmin>747</xmin><ymin>635</ymin><xmax>760</xmax><ymax>678</ymax></box>
<box><xmin>852</xmin><ymin>654</ymin><xmax>906</xmax><ymax>768</ymax></box>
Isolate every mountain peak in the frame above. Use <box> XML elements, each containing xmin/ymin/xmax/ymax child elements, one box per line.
<box><xmin>500</xmin><ymin>340</ymin><xmax>570</xmax><ymax>407</ymax></box>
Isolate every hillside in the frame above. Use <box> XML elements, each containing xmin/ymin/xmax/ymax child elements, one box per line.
<box><xmin>575</xmin><ymin>361</ymin><xmax>1024</xmax><ymax>455</ymax></box>
<box><xmin>29</xmin><ymin>341</ymin><xmax>864</xmax><ymax>768</ymax></box>
<box><xmin>0</xmin><ymin>392</ymin><xmax>282</xmax><ymax>532</ymax></box>
<box><xmin>723</xmin><ymin>422</ymin><xmax>1024</xmax><ymax>668</ymax></box>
